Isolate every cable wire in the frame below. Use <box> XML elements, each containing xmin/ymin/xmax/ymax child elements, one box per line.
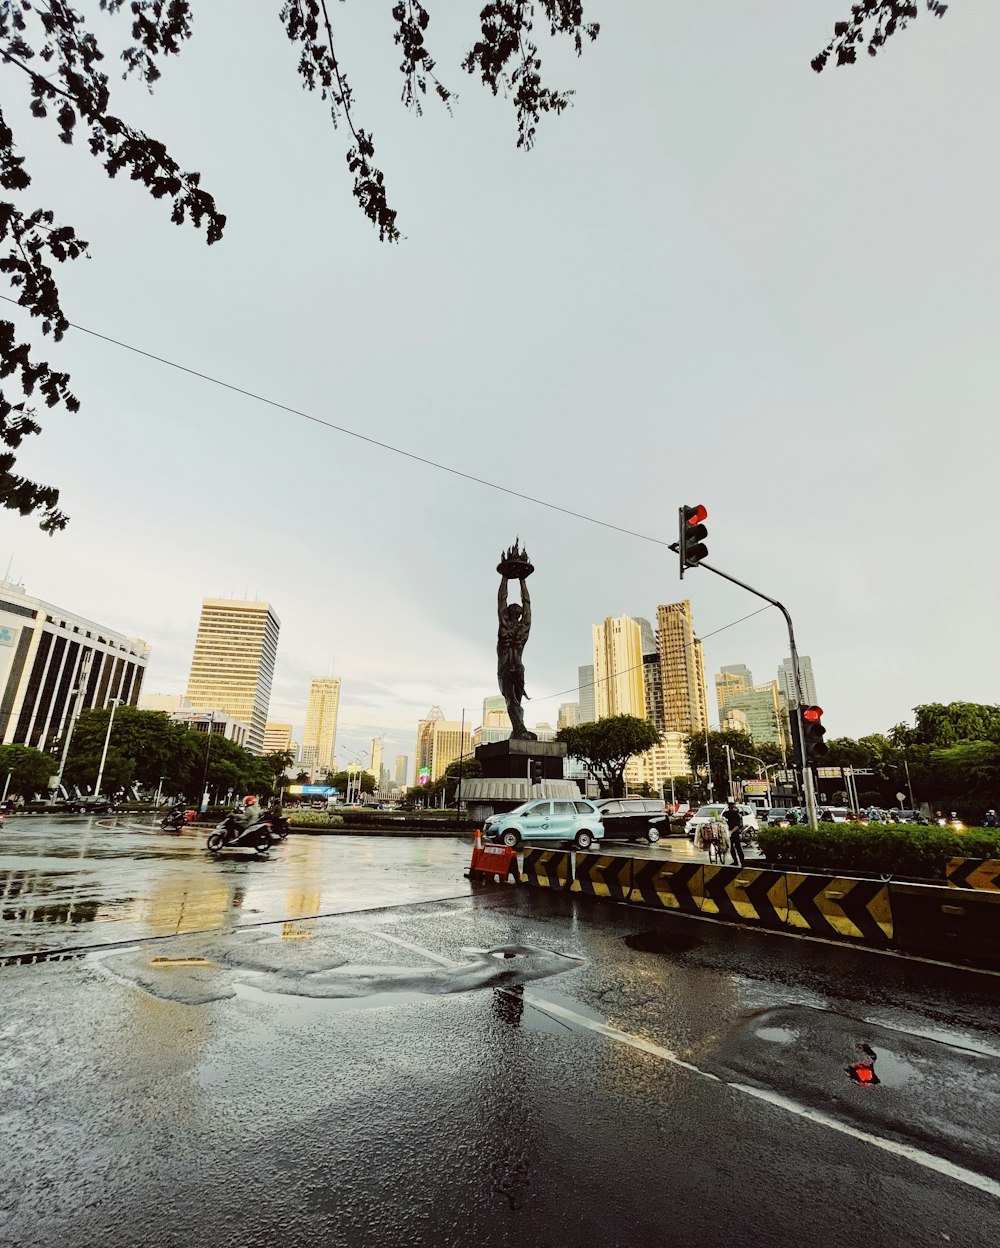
<box><xmin>0</xmin><ymin>295</ymin><xmax>672</xmax><ymax>548</ymax></box>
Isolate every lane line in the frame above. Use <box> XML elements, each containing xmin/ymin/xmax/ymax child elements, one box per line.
<box><xmin>729</xmin><ymin>1083</ymin><xmax>1000</xmax><ymax>1200</ymax></box>
<box><xmin>364</xmin><ymin>927</ymin><xmax>1000</xmax><ymax>1200</ymax></box>
<box><xmin>362</xmin><ymin>928</ymin><xmax>462</xmax><ymax>968</ymax></box>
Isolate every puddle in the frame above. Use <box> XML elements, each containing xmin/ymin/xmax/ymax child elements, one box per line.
<box><xmin>755</xmin><ymin>1026</ymin><xmax>798</xmax><ymax>1045</ymax></box>
<box><xmin>233</xmin><ymin>979</ymin><xmax>427</xmax><ymax>1015</ymax></box>
<box><xmin>624</xmin><ymin>930</ymin><xmax>701</xmax><ymax>955</ymax></box>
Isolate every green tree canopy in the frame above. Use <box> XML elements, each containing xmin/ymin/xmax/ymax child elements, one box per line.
<box><xmin>558</xmin><ymin>715</ymin><xmax>661</xmax><ymax>798</ymax></box>
<box><xmin>890</xmin><ymin>703</ymin><xmax>1000</xmax><ymax>749</ymax></box>
<box><xmin>685</xmin><ymin>729</ymin><xmax>764</xmax><ymax>798</ymax></box>
<box><xmin>329</xmin><ymin>769</ymin><xmax>376</xmax><ymax>796</ymax></box>
<box><xmin>0</xmin><ymin>742</ymin><xmax>57</xmax><ymax>798</ymax></box>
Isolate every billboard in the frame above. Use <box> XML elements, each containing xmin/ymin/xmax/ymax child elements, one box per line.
<box><xmin>742</xmin><ymin>780</ymin><xmax>770</xmax><ymax>796</ymax></box>
<box><xmin>417</xmin><ymin>767</ymin><xmax>431</xmax><ymax>786</ymax></box>
<box><xmin>286</xmin><ymin>785</ymin><xmax>334</xmax><ymax>796</ymax></box>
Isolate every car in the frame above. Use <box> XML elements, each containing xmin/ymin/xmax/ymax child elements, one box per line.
<box><xmin>766</xmin><ymin>807</ymin><xmax>795</xmax><ymax>827</ymax></box>
<box><xmin>685</xmin><ymin>803</ymin><xmax>753</xmax><ymax>839</ymax></box>
<box><xmin>591</xmin><ymin>797</ymin><xmax>668</xmax><ymax>844</ymax></box>
<box><xmin>483</xmin><ymin>798</ymin><xmax>604</xmax><ymax>850</ymax></box>
<box><xmin>817</xmin><ymin>807</ymin><xmax>850</xmax><ymax>823</ymax></box>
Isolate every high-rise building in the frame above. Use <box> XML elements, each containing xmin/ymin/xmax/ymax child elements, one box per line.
<box><xmin>716</xmin><ymin>664</ymin><xmax>753</xmax><ymax>719</ymax></box>
<box><xmin>557</xmin><ymin>702</ymin><xmax>580</xmax><ymax>730</ymax></box>
<box><xmin>394</xmin><ymin>755</ymin><xmax>408</xmax><ymax>788</ymax></box>
<box><xmin>578</xmin><ymin>664</ymin><xmax>596</xmax><ymax>724</ymax></box>
<box><xmin>720</xmin><ymin>681</ymin><xmax>786</xmax><ymax>747</ymax></box>
<box><xmin>656</xmin><ymin>601</ymin><xmax>709</xmax><ymax>735</ymax></box>
<box><xmin>369</xmin><ymin>736</ymin><xmax>384</xmax><ymax>783</ymax></box>
<box><xmin>263</xmin><ymin>722</ymin><xmax>293</xmax><ymax>755</ymax></box>
<box><xmin>482</xmin><ymin>694</ymin><xmax>507</xmax><ymax>722</ymax></box>
<box><xmin>633</xmin><ymin>616</ymin><xmax>656</xmax><ymax>657</ymax></box>
<box><xmin>0</xmin><ymin>579</ymin><xmax>150</xmax><ymax>750</ymax></box>
<box><xmin>533</xmin><ymin>722</ymin><xmax>556</xmax><ymax>742</ymax></box>
<box><xmin>414</xmin><ymin>707</ymin><xmax>473</xmax><ymax>783</ymax></box>
<box><xmin>593</xmin><ymin>616</ymin><xmax>646</xmax><ymax>719</ymax></box>
<box><xmin>624</xmin><ymin>730</ymin><xmax>691</xmax><ymax>793</ymax></box>
<box><xmin>643</xmin><ymin>653</ymin><xmax>665</xmax><ymax>734</ymax></box>
<box><xmin>185</xmin><ymin>598</ymin><xmax>279</xmax><ymax>754</ymax></box>
<box><xmin>778</xmin><ymin>656</ymin><xmax>817</xmax><ymax>708</ymax></box>
<box><xmin>300</xmin><ymin>677</ymin><xmax>341</xmax><ymax>778</ymax></box>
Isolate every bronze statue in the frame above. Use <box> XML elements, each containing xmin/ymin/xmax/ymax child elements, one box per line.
<box><xmin>497</xmin><ymin>540</ymin><xmax>536</xmax><ymax>740</ymax></box>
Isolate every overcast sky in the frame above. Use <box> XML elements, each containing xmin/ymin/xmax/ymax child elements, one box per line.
<box><xmin>2</xmin><ymin>1</ymin><xmax>997</xmax><ymax>771</ymax></box>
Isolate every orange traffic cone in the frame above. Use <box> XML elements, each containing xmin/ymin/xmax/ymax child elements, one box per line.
<box><xmin>474</xmin><ymin>827</ymin><xmax>482</xmax><ymax>851</ymax></box>
<box><xmin>465</xmin><ymin>828</ymin><xmax>483</xmax><ymax>879</ymax></box>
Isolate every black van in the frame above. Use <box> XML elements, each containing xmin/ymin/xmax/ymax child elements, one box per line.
<box><xmin>591</xmin><ymin>798</ymin><xmax>668</xmax><ymax>844</ymax></box>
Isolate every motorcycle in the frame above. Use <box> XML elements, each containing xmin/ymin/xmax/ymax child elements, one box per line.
<box><xmin>206</xmin><ymin>809</ymin><xmax>289</xmax><ymax>855</ymax></box>
<box><xmin>160</xmin><ymin>807</ymin><xmax>187</xmax><ymax>832</ymax></box>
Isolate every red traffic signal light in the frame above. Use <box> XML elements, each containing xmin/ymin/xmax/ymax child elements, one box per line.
<box><xmin>677</xmin><ymin>503</ymin><xmax>709</xmax><ymax>578</ymax></box>
<box><xmin>801</xmin><ymin>706</ymin><xmax>828</xmax><ymax>762</ymax></box>
<box><xmin>803</xmin><ymin>706</ymin><xmax>824</xmax><ymax>722</ymax></box>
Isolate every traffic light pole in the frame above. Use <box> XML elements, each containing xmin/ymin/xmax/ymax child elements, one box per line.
<box><xmin>694</xmin><ymin>561</ymin><xmax>819</xmax><ymax>832</ymax></box>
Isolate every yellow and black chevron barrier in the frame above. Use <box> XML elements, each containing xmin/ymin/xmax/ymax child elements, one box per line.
<box><xmin>699</xmin><ymin>866</ymin><xmax>789</xmax><ymax>927</ymax></box>
<box><xmin>570</xmin><ymin>852</ymin><xmax>633</xmax><ymax>901</ymax></box>
<box><xmin>628</xmin><ymin>860</ymin><xmax>704</xmax><ymax>913</ymax></box>
<box><xmin>520</xmin><ymin>847</ymin><xmax>571</xmax><ymax>890</ymax></box>
<box><xmin>946</xmin><ymin>858</ymin><xmax>1000</xmax><ymax>891</ymax></box>
<box><xmin>784</xmin><ymin>873</ymin><xmax>893</xmax><ymax>944</ymax></box>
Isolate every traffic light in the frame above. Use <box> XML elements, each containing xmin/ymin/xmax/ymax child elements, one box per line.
<box><xmin>801</xmin><ymin>706</ymin><xmax>828</xmax><ymax>764</ymax></box>
<box><xmin>529</xmin><ymin>760</ymin><xmax>542</xmax><ymax>787</ymax></box>
<box><xmin>677</xmin><ymin>504</ymin><xmax>708</xmax><ymax>578</ymax></box>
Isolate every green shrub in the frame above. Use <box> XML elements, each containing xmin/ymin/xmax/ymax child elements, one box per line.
<box><xmin>757</xmin><ymin>822</ymin><xmax>1000</xmax><ymax>879</ymax></box>
<box><xmin>286</xmin><ymin>810</ymin><xmax>345</xmax><ymax>828</ymax></box>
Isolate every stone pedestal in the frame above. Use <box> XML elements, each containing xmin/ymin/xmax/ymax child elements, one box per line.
<box><xmin>461</xmin><ymin>739</ymin><xmax>574</xmax><ymax>823</ymax></box>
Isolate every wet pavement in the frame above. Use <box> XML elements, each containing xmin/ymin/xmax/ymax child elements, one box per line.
<box><xmin>1</xmin><ymin>819</ymin><xmax>997</xmax><ymax>1247</ymax></box>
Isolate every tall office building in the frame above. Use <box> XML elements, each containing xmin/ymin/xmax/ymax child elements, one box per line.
<box><xmin>0</xmin><ymin>579</ymin><xmax>149</xmax><ymax>751</ymax></box>
<box><xmin>656</xmin><ymin>601</ymin><xmax>709</xmax><ymax>735</ymax></box>
<box><xmin>720</xmin><ymin>681</ymin><xmax>786</xmax><ymax>747</ymax></box>
<box><xmin>778</xmin><ymin>656</ymin><xmax>817</xmax><ymax>708</ymax></box>
<box><xmin>578</xmin><ymin>664</ymin><xmax>596</xmax><ymax>724</ymax></box>
<box><xmin>185</xmin><ymin>598</ymin><xmax>279</xmax><ymax>754</ymax></box>
<box><xmin>592</xmin><ymin>616</ymin><xmax>646</xmax><ymax>719</ymax></box>
<box><xmin>369</xmin><ymin>736</ymin><xmax>384</xmax><ymax>783</ymax></box>
<box><xmin>634</xmin><ymin>616</ymin><xmax>656</xmax><ymax>657</ymax></box>
<box><xmin>300</xmin><ymin>677</ymin><xmax>341</xmax><ymax>778</ymax></box>
<box><xmin>715</xmin><ymin>663</ymin><xmax>753</xmax><ymax>719</ymax></box>
<box><xmin>557</xmin><ymin>702</ymin><xmax>580</xmax><ymax>730</ymax></box>
<box><xmin>263</xmin><ymin>722</ymin><xmax>293</xmax><ymax>755</ymax></box>
<box><xmin>415</xmin><ymin>707</ymin><xmax>472</xmax><ymax>783</ymax></box>
<box><xmin>394</xmin><ymin>755</ymin><xmax>408</xmax><ymax>788</ymax></box>
<box><xmin>642</xmin><ymin>654</ymin><xmax>665</xmax><ymax>733</ymax></box>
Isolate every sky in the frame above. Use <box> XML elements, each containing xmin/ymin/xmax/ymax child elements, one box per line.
<box><xmin>1</xmin><ymin>1</ymin><xmax>998</xmax><ymax>775</ymax></box>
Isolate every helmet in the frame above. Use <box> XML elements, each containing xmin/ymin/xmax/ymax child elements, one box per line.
<box><xmin>245</xmin><ymin>796</ymin><xmax>257</xmax><ymax>807</ymax></box>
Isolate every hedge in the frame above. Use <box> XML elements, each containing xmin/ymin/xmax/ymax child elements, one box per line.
<box><xmin>757</xmin><ymin>822</ymin><xmax>1000</xmax><ymax>880</ymax></box>
<box><xmin>285</xmin><ymin>810</ymin><xmax>345</xmax><ymax>828</ymax></box>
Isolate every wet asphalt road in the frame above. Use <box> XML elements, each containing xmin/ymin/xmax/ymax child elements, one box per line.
<box><xmin>1</xmin><ymin>818</ymin><xmax>998</xmax><ymax>1248</ymax></box>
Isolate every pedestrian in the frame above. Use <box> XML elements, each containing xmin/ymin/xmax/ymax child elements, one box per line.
<box><xmin>723</xmin><ymin>802</ymin><xmax>742</xmax><ymax>839</ymax></box>
<box><xmin>984</xmin><ymin>809</ymin><xmax>999</xmax><ymax>829</ymax></box>
<box><xmin>734</xmin><ymin>809</ymin><xmax>757</xmax><ymax>866</ymax></box>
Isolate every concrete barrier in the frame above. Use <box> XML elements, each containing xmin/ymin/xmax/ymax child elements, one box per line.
<box><xmin>699</xmin><ymin>865</ymin><xmax>789</xmax><ymax>928</ymax></box>
<box><xmin>888</xmin><ymin>882</ymin><xmax>1000</xmax><ymax>966</ymax></box>
<box><xmin>784</xmin><ymin>873</ymin><xmax>893</xmax><ymax>945</ymax></box>
<box><xmin>946</xmin><ymin>858</ymin><xmax>1000</xmax><ymax>891</ymax></box>
<box><xmin>570</xmin><ymin>852</ymin><xmax>633</xmax><ymax>901</ymax></box>
<box><xmin>628</xmin><ymin>860</ymin><xmax>704</xmax><ymax>914</ymax></box>
<box><xmin>520</xmin><ymin>847</ymin><xmax>572</xmax><ymax>890</ymax></box>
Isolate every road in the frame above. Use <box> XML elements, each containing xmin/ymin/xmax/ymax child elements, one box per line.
<box><xmin>1</xmin><ymin>818</ymin><xmax>997</xmax><ymax>1247</ymax></box>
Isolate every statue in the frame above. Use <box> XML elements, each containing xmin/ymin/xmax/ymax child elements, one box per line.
<box><xmin>496</xmin><ymin>539</ymin><xmax>536</xmax><ymax>741</ymax></box>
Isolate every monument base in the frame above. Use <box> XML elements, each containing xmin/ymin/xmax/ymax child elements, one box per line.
<box><xmin>475</xmin><ymin>738</ymin><xmax>567</xmax><ymax>780</ymax></box>
<box><xmin>461</xmin><ymin>739</ymin><xmax>575</xmax><ymax>824</ymax></box>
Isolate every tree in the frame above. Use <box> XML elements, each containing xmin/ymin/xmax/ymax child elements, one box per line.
<box><xmin>557</xmin><ymin>715</ymin><xmax>660</xmax><ymax>798</ymax></box>
<box><xmin>890</xmin><ymin>703</ymin><xmax>1000</xmax><ymax>750</ymax></box>
<box><xmin>0</xmin><ymin>741</ymin><xmax>57</xmax><ymax>798</ymax></box>
<box><xmin>261</xmin><ymin>749</ymin><xmax>295</xmax><ymax>796</ymax></box>
<box><xmin>329</xmin><ymin>769</ymin><xmax>376</xmax><ymax>795</ymax></box>
<box><xmin>685</xmin><ymin>729</ymin><xmax>761</xmax><ymax>799</ymax></box>
<box><xmin>0</xmin><ymin>3</ymin><xmax>944</xmax><ymax>530</ymax></box>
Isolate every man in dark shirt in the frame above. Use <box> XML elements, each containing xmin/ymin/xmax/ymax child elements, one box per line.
<box><xmin>724</xmin><ymin>802</ymin><xmax>745</xmax><ymax>867</ymax></box>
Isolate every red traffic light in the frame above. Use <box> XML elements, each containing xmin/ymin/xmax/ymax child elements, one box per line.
<box><xmin>802</xmin><ymin>706</ymin><xmax>824</xmax><ymax>722</ymax></box>
<box><xmin>686</xmin><ymin>504</ymin><xmax>708</xmax><ymax>525</ymax></box>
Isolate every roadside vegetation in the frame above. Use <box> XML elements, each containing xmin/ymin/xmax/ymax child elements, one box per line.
<box><xmin>758</xmin><ymin>821</ymin><xmax>1000</xmax><ymax>881</ymax></box>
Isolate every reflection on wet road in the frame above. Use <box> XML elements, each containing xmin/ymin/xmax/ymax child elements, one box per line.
<box><xmin>0</xmin><ymin>817</ymin><xmax>474</xmax><ymax>954</ymax></box>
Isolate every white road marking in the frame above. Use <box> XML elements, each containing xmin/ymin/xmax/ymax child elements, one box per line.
<box><xmin>365</xmin><ymin>926</ymin><xmax>1000</xmax><ymax>1201</ymax></box>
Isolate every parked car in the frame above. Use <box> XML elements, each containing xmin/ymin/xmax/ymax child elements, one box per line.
<box><xmin>53</xmin><ymin>796</ymin><xmax>113</xmax><ymax>815</ymax></box>
<box><xmin>591</xmin><ymin>797</ymin><xmax>668</xmax><ymax>844</ymax></box>
<box><xmin>685</xmin><ymin>803</ymin><xmax>753</xmax><ymax>839</ymax></box>
<box><xmin>483</xmin><ymin>799</ymin><xmax>604</xmax><ymax>850</ymax></box>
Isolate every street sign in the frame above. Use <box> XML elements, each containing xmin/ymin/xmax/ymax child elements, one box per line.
<box><xmin>816</xmin><ymin>767</ymin><xmax>842</xmax><ymax>779</ymax></box>
<box><xmin>743</xmin><ymin>780</ymin><xmax>769</xmax><ymax>795</ymax></box>
<box><xmin>896</xmin><ymin>791</ymin><xmax>907</xmax><ymax>803</ymax></box>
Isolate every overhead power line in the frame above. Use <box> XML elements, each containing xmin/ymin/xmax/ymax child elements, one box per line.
<box><xmin>0</xmin><ymin>296</ymin><xmax>671</xmax><ymax>549</ymax></box>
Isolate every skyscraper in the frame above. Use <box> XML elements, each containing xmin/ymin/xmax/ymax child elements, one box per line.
<box><xmin>633</xmin><ymin>616</ymin><xmax>656</xmax><ymax>657</ymax></box>
<box><xmin>778</xmin><ymin>656</ymin><xmax>817</xmax><ymax>708</ymax></box>
<box><xmin>262</xmin><ymin>722</ymin><xmax>293</xmax><ymax>755</ymax></box>
<box><xmin>577</xmin><ymin>665</ymin><xmax>596</xmax><ymax>724</ymax></box>
<box><xmin>185</xmin><ymin>598</ymin><xmax>280</xmax><ymax>754</ymax></box>
<box><xmin>414</xmin><ymin>706</ymin><xmax>472</xmax><ymax>782</ymax></box>
<box><xmin>720</xmin><ymin>681</ymin><xmax>786</xmax><ymax>747</ymax></box>
<box><xmin>642</xmin><ymin>653</ymin><xmax>665</xmax><ymax>733</ymax></box>
<box><xmin>369</xmin><ymin>735</ymin><xmax>383</xmax><ymax>784</ymax></box>
<box><xmin>394</xmin><ymin>754</ymin><xmax>408</xmax><ymax>788</ymax></box>
<box><xmin>592</xmin><ymin>616</ymin><xmax>646</xmax><ymax>719</ymax></box>
<box><xmin>715</xmin><ymin>664</ymin><xmax>752</xmax><ymax>719</ymax></box>
<box><xmin>656</xmin><ymin>601</ymin><xmax>709</xmax><ymax>735</ymax></box>
<box><xmin>557</xmin><ymin>702</ymin><xmax>580</xmax><ymax>730</ymax></box>
<box><xmin>300</xmin><ymin>677</ymin><xmax>341</xmax><ymax>778</ymax></box>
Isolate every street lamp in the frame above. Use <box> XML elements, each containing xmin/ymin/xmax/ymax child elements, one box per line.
<box><xmin>94</xmin><ymin>698</ymin><xmax>123</xmax><ymax>800</ymax></box>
